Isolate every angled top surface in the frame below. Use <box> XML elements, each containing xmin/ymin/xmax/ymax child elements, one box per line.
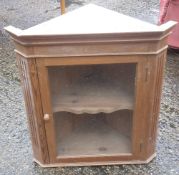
<box><xmin>9</xmin><ymin>4</ymin><xmax>166</xmax><ymax>36</ymax></box>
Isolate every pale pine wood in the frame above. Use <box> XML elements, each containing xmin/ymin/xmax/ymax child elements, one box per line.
<box><xmin>36</xmin><ymin>60</ymin><xmax>58</xmax><ymax>163</ymax></box>
<box><xmin>16</xmin><ymin>56</ymin><xmax>49</xmax><ymax>164</ymax></box>
<box><xmin>34</xmin><ymin>153</ymin><xmax>156</xmax><ymax>167</ymax></box>
<box><xmin>4</xmin><ymin>5</ymin><xmax>177</xmax><ymax>37</ymax></box>
<box><xmin>5</xmin><ymin>4</ymin><xmax>175</xmax><ymax>167</ymax></box>
<box><xmin>149</xmin><ymin>52</ymin><xmax>167</xmax><ymax>155</ymax></box>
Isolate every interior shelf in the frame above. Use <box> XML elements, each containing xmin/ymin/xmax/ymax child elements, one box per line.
<box><xmin>55</xmin><ymin>111</ymin><xmax>132</xmax><ymax>157</ymax></box>
<box><xmin>49</xmin><ymin>64</ymin><xmax>136</xmax><ymax>114</ymax></box>
<box><xmin>52</xmin><ymin>83</ymin><xmax>134</xmax><ymax>114</ymax></box>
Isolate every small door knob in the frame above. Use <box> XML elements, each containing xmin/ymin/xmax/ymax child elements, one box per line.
<box><xmin>44</xmin><ymin>114</ymin><xmax>50</xmax><ymax>121</ymax></box>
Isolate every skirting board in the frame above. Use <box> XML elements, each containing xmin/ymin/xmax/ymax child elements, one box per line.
<box><xmin>34</xmin><ymin>153</ymin><xmax>156</xmax><ymax>168</ymax></box>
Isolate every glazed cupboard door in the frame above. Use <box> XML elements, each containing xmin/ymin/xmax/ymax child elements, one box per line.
<box><xmin>36</xmin><ymin>56</ymin><xmax>147</xmax><ymax>164</ymax></box>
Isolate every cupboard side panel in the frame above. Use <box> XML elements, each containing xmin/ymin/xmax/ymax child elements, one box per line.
<box><xmin>16</xmin><ymin>55</ymin><xmax>50</xmax><ymax>164</ymax></box>
<box><xmin>148</xmin><ymin>51</ymin><xmax>167</xmax><ymax>155</ymax></box>
<box><xmin>138</xmin><ymin>55</ymin><xmax>158</xmax><ymax>159</ymax></box>
<box><xmin>136</xmin><ymin>51</ymin><xmax>167</xmax><ymax>159</ymax></box>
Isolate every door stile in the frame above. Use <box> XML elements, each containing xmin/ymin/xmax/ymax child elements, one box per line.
<box><xmin>36</xmin><ymin>59</ymin><xmax>58</xmax><ymax>163</ymax></box>
<box><xmin>132</xmin><ymin>59</ymin><xmax>147</xmax><ymax>159</ymax></box>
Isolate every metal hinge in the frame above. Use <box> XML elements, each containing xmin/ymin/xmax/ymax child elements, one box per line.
<box><xmin>140</xmin><ymin>142</ymin><xmax>143</xmax><ymax>152</ymax></box>
<box><xmin>145</xmin><ymin>66</ymin><xmax>150</xmax><ymax>82</ymax></box>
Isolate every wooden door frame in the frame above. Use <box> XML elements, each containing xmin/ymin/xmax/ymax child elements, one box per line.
<box><xmin>36</xmin><ymin>55</ymin><xmax>146</xmax><ymax>164</ymax></box>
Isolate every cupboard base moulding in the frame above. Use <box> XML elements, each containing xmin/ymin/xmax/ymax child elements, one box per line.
<box><xmin>34</xmin><ymin>153</ymin><xmax>156</xmax><ymax>167</ymax></box>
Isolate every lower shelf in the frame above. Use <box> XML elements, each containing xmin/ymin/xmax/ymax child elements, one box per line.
<box><xmin>54</xmin><ymin>111</ymin><xmax>132</xmax><ymax>157</ymax></box>
<box><xmin>57</xmin><ymin>125</ymin><xmax>131</xmax><ymax>157</ymax></box>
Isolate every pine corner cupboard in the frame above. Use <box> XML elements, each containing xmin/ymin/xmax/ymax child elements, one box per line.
<box><xmin>5</xmin><ymin>4</ymin><xmax>177</xmax><ymax>167</ymax></box>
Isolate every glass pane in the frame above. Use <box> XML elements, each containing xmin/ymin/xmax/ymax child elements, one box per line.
<box><xmin>48</xmin><ymin>63</ymin><xmax>136</xmax><ymax>157</ymax></box>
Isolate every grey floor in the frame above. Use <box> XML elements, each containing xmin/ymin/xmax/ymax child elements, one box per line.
<box><xmin>0</xmin><ymin>0</ymin><xmax>179</xmax><ymax>174</ymax></box>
